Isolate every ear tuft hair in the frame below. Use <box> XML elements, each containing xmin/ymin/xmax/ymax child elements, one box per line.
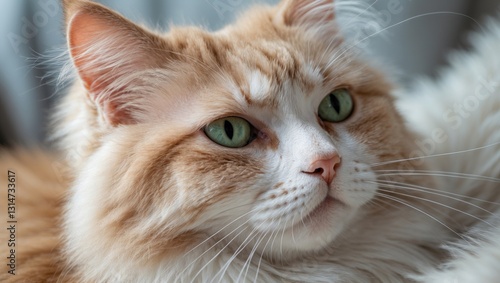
<box><xmin>281</xmin><ymin>0</ymin><xmax>335</xmax><ymax>26</ymax></box>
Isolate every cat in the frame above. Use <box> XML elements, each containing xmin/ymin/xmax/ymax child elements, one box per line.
<box><xmin>1</xmin><ymin>0</ymin><xmax>499</xmax><ymax>282</ymax></box>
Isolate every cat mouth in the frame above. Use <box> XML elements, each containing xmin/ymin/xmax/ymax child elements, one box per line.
<box><xmin>289</xmin><ymin>195</ymin><xmax>344</xmax><ymax>231</ymax></box>
<box><xmin>307</xmin><ymin>196</ymin><xmax>340</xmax><ymax>220</ymax></box>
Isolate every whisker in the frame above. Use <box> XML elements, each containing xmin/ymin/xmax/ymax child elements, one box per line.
<box><xmin>371</xmin><ymin>197</ymin><xmax>400</xmax><ymax>210</ymax></box>
<box><xmin>377</xmin><ymin>188</ymin><xmax>493</xmax><ymax>227</ymax></box>
<box><xmin>375</xmin><ymin>171</ymin><xmax>500</xmax><ymax>183</ymax></box>
<box><xmin>343</xmin><ymin>0</ymin><xmax>379</xmax><ymax>27</ymax></box>
<box><xmin>183</xmin><ymin>204</ymin><xmax>257</xmax><ymax>257</ymax></box>
<box><xmin>184</xmin><ymin>224</ymin><xmax>249</xmax><ymax>283</ymax></box>
<box><xmin>291</xmin><ymin>213</ymin><xmax>297</xmax><ymax>244</ymax></box>
<box><xmin>240</xmin><ymin>224</ymin><xmax>272</xmax><ymax>282</ymax></box>
<box><xmin>263</xmin><ymin>218</ymin><xmax>282</xmax><ymax>270</ymax></box>
<box><xmin>376</xmin><ymin>193</ymin><xmax>469</xmax><ymax>243</ymax></box>
<box><xmin>211</xmin><ymin>229</ymin><xmax>255</xmax><ymax>283</ymax></box>
<box><xmin>327</xmin><ymin>11</ymin><xmax>485</xmax><ymax>70</ymax></box>
<box><xmin>180</xmin><ymin>208</ymin><xmax>260</xmax><ymax>281</ymax></box>
<box><xmin>369</xmin><ymin>179</ymin><xmax>499</xmax><ymax>210</ymax></box>
<box><xmin>279</xmin><ymin>218</ymin><xmax>288</xmax><ymax>265</ymax></box>
<box><xmin>254</xmin><ymin>227</ymin><xmax>275</xmax><ymax>283</ymax></box>
<box><xmin>318</xmin><ymin>1</ymin><xmax>378</xmax><ymax>65</ymax></box>
<box><xmin>214</xmin><ymin>222</ymin><xmax>266</xmax><ymax>283</ymax></box>
<box><xmin>370</xmin><ymin>142</ymin><xmax>500</xmax><ymax>167</ymax></box>
<box><xmin>370</xmin><ymin>197</ymin><xmax>454</xmax><ymax>226</ymax></box>
<box><xmin>366</xmin><ymin>197</ymin><xmax>391</xmax><ymax>210</ymax></box>
<box><xmin>300</xmin><ymin>204</ymin><xmax>308</xmax><ymax>230</ymax></box>
<box><xmin>241</xmin><ymin>231</ymin><xmax>267</xmax><ymax>282</ymax></box>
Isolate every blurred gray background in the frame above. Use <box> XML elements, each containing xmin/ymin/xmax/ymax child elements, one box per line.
<box><xmin>0</xmin><ymin>0</ymin><xmax>499</xmax><ymax>147</ymax></box>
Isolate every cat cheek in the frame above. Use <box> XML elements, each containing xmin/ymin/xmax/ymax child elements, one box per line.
<box><xmin>174</xmin><ymin>151</ymin><xmax>264</xmax><ymax>199</ymax></box>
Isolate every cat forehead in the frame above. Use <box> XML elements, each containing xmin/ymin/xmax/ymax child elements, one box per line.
<box><xmin>167</xmin><ymin>27</ymin><xmax>327</xmax><ymax>103</ymax></box>
<box><xmin>231</xmin><ymin>64</ymin><xmax>324</xmax><ymax>107</ymax></box>
<box><xmin>221</xmin><ymin>43</ymin><xmax>325</xmax><ymax>108</ymax></box>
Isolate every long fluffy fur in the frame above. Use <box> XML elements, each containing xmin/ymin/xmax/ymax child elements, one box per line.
<box><xmin>398</xmin><ymin>16</ymin><xmax>500</xmax><ymax>283</ymax></box>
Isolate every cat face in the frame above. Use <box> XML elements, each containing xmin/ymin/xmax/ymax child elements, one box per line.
<box><xmin>62</xmin><ymin>0</ymin><xmax>419</xmax><ymax>270</ymax></box>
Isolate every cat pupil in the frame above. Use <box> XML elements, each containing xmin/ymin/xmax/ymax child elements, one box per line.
<box><xmin>330</xmin><ymin>94</ymin><xmax>341</xmax><ymax>113</ymax></box>
<box><xmin>224</xmin><ymin>120</ymin><xmax>234</xmax><ymax>140</ymax></box>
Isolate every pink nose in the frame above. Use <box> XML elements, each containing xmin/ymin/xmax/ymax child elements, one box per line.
<box><xmin>303</xmin><ymin>154</ymin><xmax>341</xmax><ymax>184</ymax></box>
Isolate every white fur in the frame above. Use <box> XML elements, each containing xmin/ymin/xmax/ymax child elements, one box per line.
<box><xmin>413</xmin><ymin>213</ymin><xmax>500</xmax><ymax>283</ymax></box>
<box><xmin>398</xmin><ymin>17</ymin><xmax>500</xmax><ymax>283</ymax></box>
<box><xmin>248</xmin><ymin>71</ymin><xmax>272</xmax><ymax>103</ymax></box>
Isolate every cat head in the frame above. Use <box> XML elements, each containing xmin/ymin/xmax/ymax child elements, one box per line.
<box><xmin>60</xmin><ymin>0</ymin><xmax>422</xmax><ymax>278</ymax></box>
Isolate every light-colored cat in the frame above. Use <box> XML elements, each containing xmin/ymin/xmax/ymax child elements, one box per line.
<box><xmin>0</xmin><ymin>0</ymin><xmax>499</xmax><ymax>282</ymax></box>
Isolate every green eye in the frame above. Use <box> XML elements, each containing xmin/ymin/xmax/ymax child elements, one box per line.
<box><xmin>204</xmin><ymin>117</ymin><xmax>252</xmax><ymax>148</ymax></box>
<box><xmin>318</xmin><ymin>88</ymin><xmax>354</xmax><ymax>122</ymax></box>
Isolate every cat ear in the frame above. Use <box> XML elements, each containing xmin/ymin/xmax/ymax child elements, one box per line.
<box><xmin>278</xmin><ymin>0</ymin><xmax>338</xmax><ymax>37</ymax></box>
<box><xmin>64</xmin><ymin>0</ymin><xmax>168</xmax><ymax>125</ymax></box>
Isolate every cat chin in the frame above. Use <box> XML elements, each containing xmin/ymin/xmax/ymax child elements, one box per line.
<box><xmin>207</xmin><ymin>194</ymin><xmax>359</xmax><ymax>261</ymax></box>
<box><xmin>276</xmin><ymin>173</ymin><xmax>378</xmax><ymax>254</ymax></box>
<box><xmin>279</xmin><ymin>199</ymin><xmax>356</xmax><ymax>253</ymax></box>
<box><xmin>249</xmin><ymin>197</ymin><xmax>358</xmax><ymax>258</ymax></box>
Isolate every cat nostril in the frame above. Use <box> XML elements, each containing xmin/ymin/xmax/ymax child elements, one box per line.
<box><xmin>313</xmin><ymin>168</ymin><xmax>324</xmax><ymax>174</ymax></box>
<box><xmin>302</xmin><ymin>154</ymin><xmax>341</xmax><ymax>184</ymax></box>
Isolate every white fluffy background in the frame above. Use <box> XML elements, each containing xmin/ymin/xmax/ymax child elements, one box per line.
<box><xmin>397</xmin><ymin>16</ymin><xmax>500</xmax><ymax>283</ymax></box>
